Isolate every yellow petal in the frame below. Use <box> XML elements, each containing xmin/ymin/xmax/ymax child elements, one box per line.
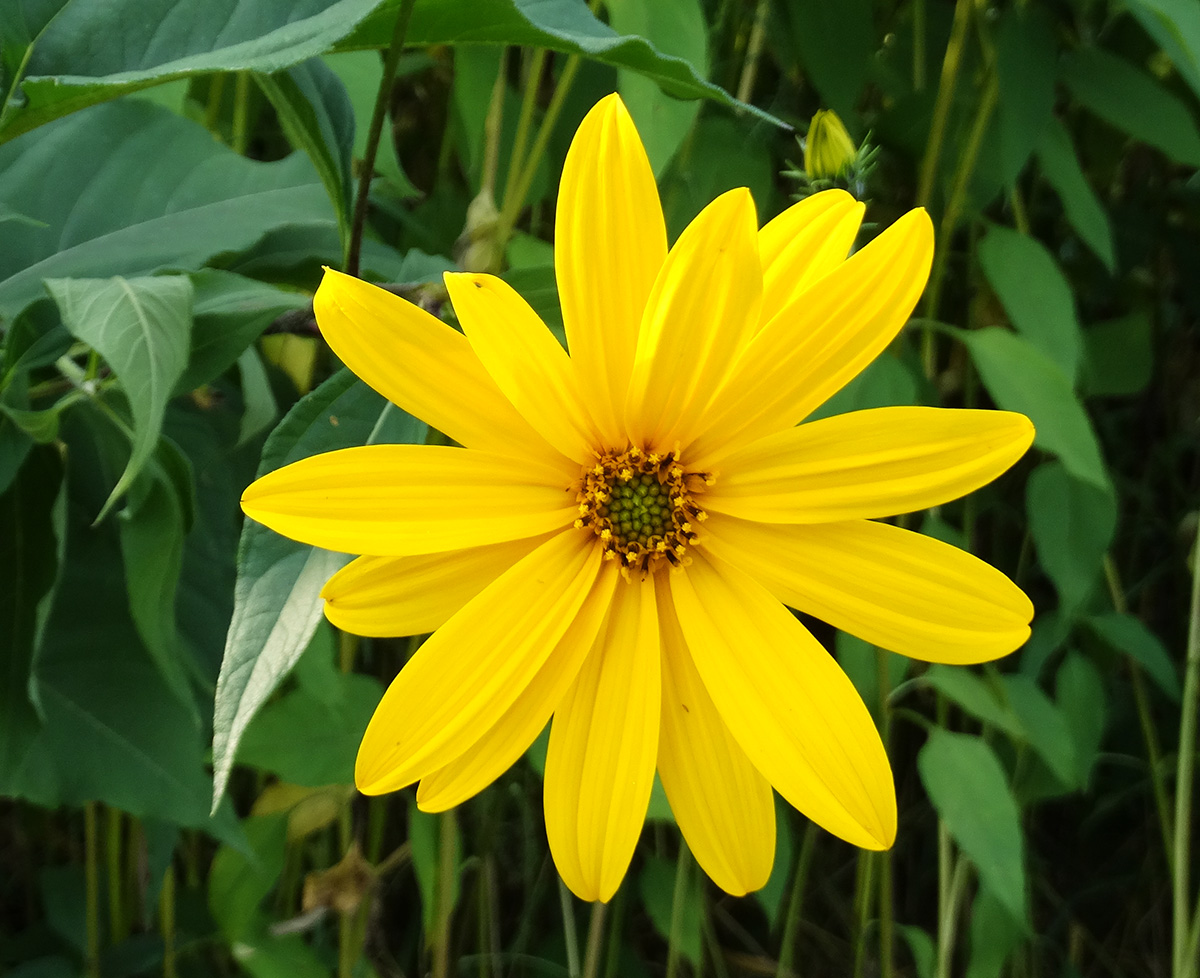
<box><xmin>685</xmin><ymin>208</ymin><xmax>934</xmax><ymax>468</ymax></box>
<box><xmin>625</xmin><ymin>188</ymin><xmax>763</xmax><ymax>451</ymax></box>
<box><xmin>241</xmin><ymin>445</ymin><xmax>575</xmax><ymax>556</ymax></box>
<box><xmin>654</xmin><ymin>573</ymin><xmax>776</xmax><ymax>896</ymax></box>
<box><xmin>703</xmin><ymin>515</ymin><xmax>1034</xmax><ymax>664</ymax></box>
<box><xmin>556</xmin><ymin>93</ymin><xmax>667</xmax><ymax>450</ymax></box>
<box><xmin>444</xmin><ymin>272</ymin><xmax>598</xmax><ymax>464</ymax></box>
<box><xmin>758</xmin><ymin>190</ymin><xmax>865</xmax><ymax>326</ymax></box>
<box><xmin>545</xmin><ymin>576</ymin><xmax>661</xmax><ymax>902</ymax></box>
<box><xmin>669</xmin><ymin>552</ymin><xmax>895</xmax><ymax>850</ymax></box>
<box><xmin>704</xmin><ymin>407</ymin><xmax>1034</xmax><ymax>523</ymax></box>
<box><xmin>415</xmin><ymin>562</ymin><xmax>619</xmax><ymax>812</ymax></box>
<box><xmin>313</xmin><ymin>269</ymin><xmax>568</xmax><ymax>472</ymax></box>
<box><xmin>321</xmin><ymin>534</ymin><xmax>556</xmax><ymax>637</ymax></box>
<box><xmin>355</xmin><ymin>531</ymin><xmax>602</xmax><ymax>794</ymax></box>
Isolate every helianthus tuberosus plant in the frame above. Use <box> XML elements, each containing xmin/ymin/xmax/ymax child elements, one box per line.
<box><xmin>242</xmin><ymin>94</ymin><xmax>1035</xmax><ymax>903</ymax></box>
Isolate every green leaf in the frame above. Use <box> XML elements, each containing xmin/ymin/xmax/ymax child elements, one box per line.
<box><xmin>0</xmin><ymin>0</ymin><xmax>386</xmax><ymax>142</ymax></box>
<box><xmin>208</xmin><ymin>814</ymin><xmax>289</xmax><ymax>942</ymax></box>
<box><xmin>210</xmin><ymin>369</ymin><xmax>426</xmax><ymax>810</ymax></box>
<box><xmin>182</xmin><ymin>269</ymin><xmax>309</xmax><ymax>392</ymax></box>
<box><xmin>1060</xmin><ymin>47</ymin><xmax>1200</xmax><ymax>167</ymax></box>
<box><xmin>1126</xmin><ymin>0</ymin><xmax>1200</xmax><ymax>103</ymax></box>
<box><xmin>608</xmin><ymin>0</ymin><xmax>708</xmax><ymax>177</ymax></box>
<box><xmin>994</xmin><ymin>6</ymin><xmax>1057</xmax><ymax>185</ymax></box>
<box><xmin>255</xmin><ymin>58</ymin><xmax>355</xmax><ymax>252</ymax></box>
<box><xmin>345</xmin><ymin>0</ymin><xmax>781</xmax><ymax>127</ymax></box>
<box><xmin>1036</xmin><ymin>120</ymin><xmax>1115</xmax><ymax>272</ymax></box>
<box><xmin>809</xmin><ymin>353</ymin><xmax>920</xmax><ymax>422</ymax></box>
<box><xmin>1055</xmin><ymin>652</ymin><xmax>1107</xmax><ymax>791</ymax></box>
<box><xmin>1084</xmin><ymin>612</ymin><xmax>1181</xmax><ymax>701</ymax></box>
<box><xmin>639</xmin><ymin>852</ymin><xmax>703</xmax><ymax>968</ymax></box>
<box><xmin>0</xmin><ymin>100</ymin><xmax>331</xmax><ymax>323</ymax></box>
<box><xmin>966</xmin><ymin>884</ymin><xmax>1026</xmax><ymax>978</ymax></box>
<box><xmin>1081</xmin><ymin>312</ymin><xmax>1153</xmax><ymax>398</ymax></box>
<box><xmin>783</xmin><ymin>0</ymin><xmax>875</xmax><ymax>121</ymax></box>
<box><xmin>236</xmin><ymin>348</ymin><xmax>279</xmax><ymax>447</ymax></box>
<box><xmin>978</xmin><ymin>226</ymin><xmax>1082</xmax><ymax>383</ymax></box>
<box><xmin>753</xmin><ymin>795</ymin><xmax>794</xmax><ymax>928</ymax></box>
<box><xmin>1002</xmin><ymin>674</ymin><xmax>1078</xmax><ymax>790</ymax></box>
<box><xmin>897</xmin><ymin>925</ymin><xmax>936</xmax><ymax>978</ymax></box>
<box><xmin>46</xmin><ymin>275</ymin><xmax>193</xmax><ymax>518</ymax></box>
<box><xmin>917</xmin><ymin>730</ymin><xmax>1029</xmax><ymax>928</ymax></box>
<box><xmin>924</xmin><ymin>664</ymin><xmax>1024</xmax><ymax>740</ymax></box>
<box><xmin>0</xmin><ymin>413</ymin><xmax>33</xmax><ymax>492</ymax></box>
<box><xmin>1026</xmin><ymin>460</ymin><xmax>1116</xmax><ymax>618</ymax></box>
<box><xmin>955</xmin><ymin>327</ymin><xmax>1109</xmax><ymax>491</ymax></box>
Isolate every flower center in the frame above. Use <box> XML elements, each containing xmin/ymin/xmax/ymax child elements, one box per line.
<box><xmin>574</xmin><ymin>448</ymin><xmax>711</xmax><ymax>572</ymax></box>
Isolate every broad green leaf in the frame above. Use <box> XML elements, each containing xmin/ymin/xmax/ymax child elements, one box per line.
<box><xmin>754</xmin><ymin>795</ymin><xmax>795</xmax><ymax>928</ymax></box>
<box><xmin>236</xmin><ymin>348</ymin><xmax>279</xmax><ymax>447</ymax></box>
<box><xmin>0</xmin><ymin>0</ymin><xmax>385</xmax><ymax>142</ymax></box>
<box><xmin>1126</xmin><ymin>0</ymin><xmax>1200</xmax><ymax>102</ymax></box>
<box><xmin>966</xmin><ymin>884</ymin><xmax>1026</xmax><ymax>978</ymax></box>
<box><xmin>994</xmin><ymin>6</ymin><xmax>1057</xmax><ymax>185</ymax></box>
<box><xmin>256</xmin><ymin>58</ymin><xmax>355</xmax><ymax>252</ymax></box>
<box><xmin>1036</xmin><ymin>120</ymin><xmax>1115</xmax><ymax>271</ymax></box>
<box><xmin>1081</xmin><ymin>312</ymin><xmax>1153</xmax><ymax>398</ymax></box>
<box><xmin>344</xmin><ymin>0</ymin><xmax>781</xmax><ymax>127</ymax></box>
<box><xmin>955</xmin><ymin>327</ymin><xmax>1109</xmax><ymax>491</ymax></box>
<box><xmin>640</xmin><ymin>852</ymin><xmax>703</xmax><ymax>967</ymax></box>
<box><xmin>208</xmin><ymin>814</ymin><xmax>289</xmax><ymax>942</ymax></box>
<box><xmin>0</xmin><ymin>100</ymin><xmax>331</xmax><ymax>323</ymax></box>
<box><xmin>918</xmin><ymin>730</ymin><xmax>1029</xmax><ymax>928</ymax></box>
<box><xmin>898</xmin><ymin>925</ymin><xmax>936</xmax><ymax>978</ymax></box>
<box><xmin>0</xmin><ymin>413</ymin><xmax>32</xmax><ymax>492</ymax></box>
<box><xmin>1026</xmin><ymin>460</ymin><xmax>1116</xmax><ymax>618</ymax></box>
<box><xmin>783</xmin><ymin>0</ymin><xmax>876</xmax><ymax>122</ymax></box>
<box><xmin>1055</xmin><ymin>652</ymin><xmax>1107</xmax><ymax>791</ymax></box>
<box><xmin>1085</xmin><ymin>612</ymin><xmax>1181</xmax><ymax>701</ymax></box>
<box><xmin>809</xmin><ymin>353</ymin><xmax>920</xmax><ymax>422</ymax></box>
<box><xmin>1060</xmin><ymin>47</ymin><xmax>1200</xmax><ymax>167</ymax></box>
<box><xmin>46</xmin><ymin>275</ymin><xmax>192</xmax><ymax>517</ymax></box>
<box><xmin>181</xmin><ymin>269</ymin><xmax>309</xmax><ymax>393</ymax></box>
<box><xmin>1002</xmin><ymin>674</ymin><xmax>1078</xmax><ymax>790</ymax></box>
<box><xmin>0</xmin><ymin>447</ymin><xmax>62</xmax><ymax>794</ymax></box>
<box><xmin>978</xmin><ymin>226</ymin><xmax>1082</xmax><ymax>383</ymax></box>
<box><xmin>210</xmin><ymin>369</ymin><xmax>426</xmax><ymax>809</ymax></box>
<box><xmin>924</xmin><ymin>665</ymin><xmax>1024</xmax><ymax>740</ymax></box>
<box><xmin>238</xmin><ymin>672</ymin><xmax>383</xmax><ymax>785</ymax></box>
<box><xmin>609</xmin><ymin>0</ymin><xmax>708</xmax><ymax>177</ymax></box>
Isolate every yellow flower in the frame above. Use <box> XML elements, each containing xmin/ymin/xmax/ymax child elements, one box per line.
<box><xmin>242</xmin><ymin>94</ymin><xmax>1034</xmax><ymax>903</ymax></box>
<box><xmin>804</xmin><ymin>109</ymin><xmax>857</xmax><ymax>180</ymax></box>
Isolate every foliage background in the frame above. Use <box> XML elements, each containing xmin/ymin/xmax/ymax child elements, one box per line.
<box><xmin>1</xmin><ymin>0</ymin><xmax>1199</xmax><ymax>977</ymax></box>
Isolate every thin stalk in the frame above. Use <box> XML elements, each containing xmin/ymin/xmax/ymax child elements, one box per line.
<box><xmin>1173</xmin><ymin>531</ymin><xmax>1200</xmax><ymax>978</ymax></box>
<box><xmin>852</xmin><ymin>851</ymin><xmax>876</xmax><ymax>978</ymax></box>
<box><xmin>433</xmin><ymin>811</ymin><xmax>458</xmax><ymax>978</ymax></box>
<box><xmin>581</xmin><ymin>900</ymin><xmax>608</xmax><ymax>978</ymax></box>
<box><xmin>557</xmin><ymin>878</ymin><xmax>582</xmax><ymax>978</ymax></box>
<box><xmin>735</xmin><ymin>0</ymin><xmax>770</xmax><ymax>105</ymax></box>
<box><xmin>913</xmin><ymin>0</ymin><xmax>927</xmax><ymax>91</ymax></box>
<box><xmin>106</xmin><ymin>807</ymin><xmax>124</xmax><ymax>943</ymax></box>
<box><xmin>160</xmin><ymin>864</ymin><xmax>177</xmax><ymax>978</ymax></box>
<box><xmin>666</xmin><ymin>843</ymin><xmax>694</xmax><ymax>978</ymax></box>
<box><xmin>603</xmin><ymin>885</ymin><xmax>626</xmax><ymax>978</ymax></box>
<box><xmin>498</xmin><ymin>52</ymin><xmax>584</xmax><ymax>242</ymax></box>
<box><xmin>877</xmin><ymin>649</ymin><xmax>895</xmax><ymax>978</ymax></box>
<box><xmin>776</xmin><ymin>822</ymin><xmax>817</xmax><ymax>978</ymax></box>
<box><xmin>503</xmin><ymin>48</ymin><xmax>549</xmax><ymax>207</ymax></box>
<box><xmin>232</xmin><ymin>72</ymin><xmax>251</xmax><ymax>155</ymax></box>
<box><xmin>85</xmin><ymin>803</ymin><xmax>101</xmax><ymax>978</ymax></box>
<box><xmin>916</xmin><ymin>0</ymin><xmax>973</xmax><ymax>208</ymax></box>
<box><xmin>481</xmin><ymin>49</ymin><xmax>508</xmax><ymax>199</ymax></box>
<box><xmin>345</xmin><ymin>0</ymin><xmax>418</xmax><ymax>277</ymax></box>
<box><xmin>204</xmin><ymin>72</ymin><xmax>227</xmax><ymax>135</ymax></box>
<box><xmin>1104</xmin><ymin>554</ymin><xmax>1174</xmax><ymax>869</ymax></box>
<box><xmin>935</xmin><ymin>856</ymin><xmax>970</xmax><ymax>978</ymax></box>
<box><xmin>337</xmin><ymin>630</ymin><xmax>358</xmax><ymax>674</ymax></box>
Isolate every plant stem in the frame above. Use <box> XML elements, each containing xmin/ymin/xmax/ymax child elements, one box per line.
<box><xmin>735</xmin><ymin>0</ymin><xmax>770</xmax><ymax>105</ymax></box>
<box><xmin>936</xmin><ymin>855</ymin><xmax>969</xmax><ymax>978</ymax></box>
<box><xmin>504</xmin><ymin>47</ymin><xmax>549</xmax><ymax>207</ymax></box>
<box><xmin>1173</xmin><ymin>530</ymin><xmax>1200</xmax><ymax>978</ymax></box>
<box><xmin>666</xmin><ymin>842</ymin><xmax>694</xmax><ymax>978</ymax></box>
<box><xmin>160</xmin><ymin>863</ymin><xmax>177</xmax><ymax>978</ymax></box>
<box><xmin>85</xmin><ymin>803</ymin><xmax>101</xmax><ymax>978</ymax></box>
<box><xmin>852</xmin><ymin>850</ymin><xmax>876</xmax><ymax>978</ymax></box>
<box><xmin>106</xmin><ymin>807</ymin><xmax>123</xmax><ymax>943</ymax></box>
<box><xmin>582</xmin><ymin>900</ymin><xmax>608</xmax><ymax>978</ymax></box>
<box><xmin>917</xmin><ymin>0</ymin><xmax>972</xmax><ymax>208</ymax></box>
<box><xmin>913</xmin><ymin>0</ymin><xmax>927</xmax><ymax>91</ymax></box>
<box><xmin>558</xmin><ymin>877</ymin><xmax>582</xmax><ymax>978</ymax></box>
<box><xmin>876</xmin><ymin>650</ymin><xmax>895</xmax><ymax>978</ymax></box>
<box><xmin>776</xmin><ymin>822</ymin><xmax>817</xmax><ymax>978</ymax></box>
<box><xmin>345</xmin><ymin>0</ymin><xmax>418</xmax><ymax>277</ymax></box>
<box><xmin>481</xmin><ymin>48</ymin><xmax>508</xmax><ymax>199</ymax></box>
<box><xmin>433</xmin><ymin>810</ymin><xmax>458</xmax><ymax>978</ymax></box>
<box><xmin>232</xmin><ymin>71</ymin><xmax>251</xmax><ymax>155</ymax></box>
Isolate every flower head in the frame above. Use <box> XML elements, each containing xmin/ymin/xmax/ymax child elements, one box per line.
<box><xmin>804</xmin><ymin>109</ymin><xmax>857</xmax><ymax>180</ymax></box>
<box><xmin>242</xmin><ymin>94</ymin><xmax>1034</xmax><ymax>902</ymax></box>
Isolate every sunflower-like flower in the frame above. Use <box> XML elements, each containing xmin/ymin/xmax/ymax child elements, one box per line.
<box><xmin>242</xmin><ymin>94</ymin><xmax>1034</xmax><ymax>903</ymax></box>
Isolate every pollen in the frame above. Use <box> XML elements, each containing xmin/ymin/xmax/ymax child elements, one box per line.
<box><xmin>574</xmin><ymin>448</ymin><xmax>711</xmax><ymax>573</ymax></box>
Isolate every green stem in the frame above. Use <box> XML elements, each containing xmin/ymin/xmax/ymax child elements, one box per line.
<box><xmin>916</xmin><ymin>0</ymin><xmax>972</xmax><ymax>208</ymax></box>
<box><xmin>852</xmin><ymin>851</ymin><xmax>876</xmax><ymax>978</ymax></box>
<box><xmin>582</xmin><ymin>900</ymin><xmax>608</xmax><ymax>978</ymax></box>
<box><xmin>603</xmin><ymin>885</ymin><xmax>626</xmax><ymax>978</ymax></box>
<box><xmin>735</xmin><ymin>0</ymin><xmax>770</xmax><ymax>105</ymax></box>
<box><xmin>85</xmin><ymin>803</ymin><xmax>101</xmax><ymax>978</ymax></box>
<box><xmin>432</xmin><ymin>810</ymin><xmax>458</xmax><ymax>978</ymax></box>
<box><xmin>232</xmin><ymin>72</ymin><xmax>251</xmax><ymax>155</ymax></box>
<box><xmin>345</xmin><ymin>0</ymin><xmax>418</xmax><ymax>277</ymax></box>
<box><xmin>204</xmin><ymin>72</ymin><xmax>227</xmax><ymax>135</ymax></box>
<box><xmin>558</xmin><ymin>877</ymin><xmax>582</xmax><ymax>978</ymax></box>
<box><xmin>481</xmin><ymin>49</ymin><xmax>508</xmax><ymax>199</ymax></box>
<box><xmin>106</xmin><ymin>807</ymin><xmax>123</xmax><ymax>943</ymax></box>
<box><xmin>776</xmin><ymin>822</ymin><xmax>817</xmax><ymax>978</ymax></box>
<box><xmin>504</xmin><ymin>47</ymin><xmax>549</xmax><ymax>207</ymax></box>
<box><xmin>1104</xmin><ymin>554</ymin><xmax>1174</xmax><ymax>870</ymax></box>
<box><xmin>665</xmin><ymin>842</ymin><xmax>693</xmax><ymax>978</ymax></box>
<box><xmin>913</xmin><ymin>0</ymin><xmax>926</xmax><ymax>91</ymax></box>
<box><xmin>0</xmin><ymin>41</ymin><xmax>35</xmax><ymax>128</ymax></box>
<box><xmin>160</xmin><ymin>864</ymin><xmax>177</xmax><ymax>978</ymax></box>
<box><xmin>876</xmin><ymin>650</ymin><xmax>895</xmax><ymax>978</ymax></box>
<box><xmin>935</xmin><ymin>855</ymin><xmax>969</xmax><ymax>978</ymax></box>
<box><xmin>1173</xmin><ymin>531</ymin><xmax>1200</xmax><ymax>978</ymax></box>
